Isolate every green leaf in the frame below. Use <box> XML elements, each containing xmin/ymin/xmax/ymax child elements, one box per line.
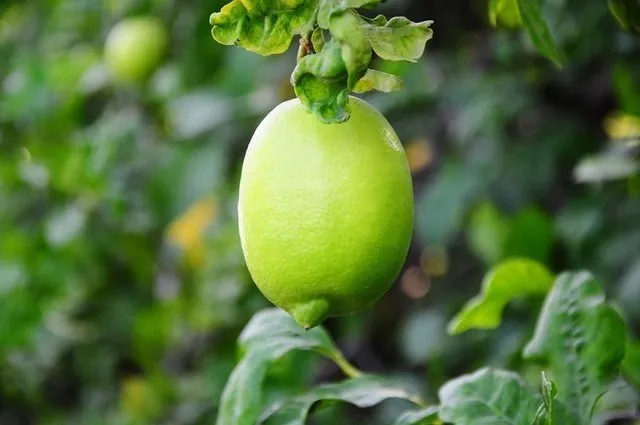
<box><xmin>489</xmin><ymin>0</ymin><xmax>509</xmax><ymax>26</ymax></box>
<box><xmin>359</xmin><ymin>16</ymin><xmax>433</xmax><ymax>62</ymax></box>
<box><xmin>216</xmin><ymin>309</ymin><xmax>353</xmax><ymax>425</ymax></box>
<box><xmin>392</xmin><ymin>407</ymin><xmax>440</xmax><ymax>425</ymax></box>
<box><xmin>292</xmin><ymin>11</ymin><xmax>371</xmax><ymax>123</ymax></box>
<box><xmin>532</xmin><ymin>372</ymin><xmax>558</xmax><ymax>425</ymax></box>
<box><xmin>489</xmin><ymin>0</ymin><xmax>521</xmax><ymax>28</ymax></box>
<box><xmin>466</xmin><ymin>201</ymin><xmax>510</xmax><ymax>265</ymax></box>
<box><xmin>608</xmin><ymin>0</ymin><xmax>640</xmax><ymax>33</ymax></box>
<box><xmin>260</xmin><ymin>375</ymin><xmax>425</xmax><ymax>424</ymax></box>
<box><xmin>439</xmin><ymin>368</ymin><xmax>576</xmax><ymax>425</ymax></box>
<box><xmin>291</xmin><ymin>39</ymin><xmax>352</xmax><ymax>123</ymax></box>
<box><xmin>316</xmin><ymin>0</ymin><xmax>381</xmax><ymax>28</ymax></box>
<box><xmin>515</xmin><ymin>0</ymin><xmax>564</xmax><ymax>67</ymax></box>
<box><xmin>310</xmin><ymin>27</ymin><xmax>326</xmax><ymax>52</ymax></box>
<box><xmin>523</xmin><ymin>272</ymin><xmax>627</xmax><ymax>423</ymax></box>
<box><xmin>353</xmin><ymin>69</ymin><xmax>403</xmax><ymax>93</ymax></box>
<box><xmin>447</xmin><ymin>258</ymin><xmax>553</xmax><ymax>335</ymax></box>
<box><xmin>623</xmin><ymin>338</ymin><xmax>640</xmax><ymax>388</ymax></box>
<box><xmin>209</xmin><ymin>0</ymin><xmax>319</xmax><ymax>55</ymax></box>
<box><xmin>504</xmin><ymin>207</ymin><xmax>555</xmax><ymax>264</ymax></box>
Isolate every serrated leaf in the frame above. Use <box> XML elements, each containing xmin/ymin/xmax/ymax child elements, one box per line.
<box><xmin>209</xmin><ymin>0</ymin><xmax>319</xmax><ymax>55</ymax></box>
<box><xmin>439</xmin><ymin>368</ymin><xmax>547</xmax><ymax>425</ymax></box>
<box><xmin>608</xmin><ymin>0</ymin><xmax>640</xmax><ymax>33</ymax></box>
<box><xmin>353</xmin><ymin>69</ymin><xmax>403</xmax><ymax>93</ymax></box>
<box><xmin>523</xmin><ymin>272</ymin><xmax>627</xmax><ymax>423</ymax></box>
<box><xmin>392</xmin><ymin>406</ymin><xmax>440</xmax><ymax>425</ymax></box>
<box><xmin>447</xmin><ymin>258</ymin><xmax>553</xmax><ymax>335</ymax></box>
<box><xmin>260</xmin><ymin>375</ymin><xmax>425</xmax><ymax>424</ymax></box>
<box><xmin>216</xmin><ymin>309</ymin><xmax>347</xmax><ymax>425</ymax></box>
<box><xmin>623</xmin><ymin>338</ymin><xmax>640</xmax><ymax>388</ymax></box>
<box><xmin>515</xmin><ymin>0</ymin><xmax>563</xmax><ymax>67</ymax></box>
<box><xmin>359</xmin><ymin>16</ymin><xmax>433</xmax><ymax>62</ymax></box>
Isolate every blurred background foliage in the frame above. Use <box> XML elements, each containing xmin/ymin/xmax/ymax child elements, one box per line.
<box><xmin>0</xmin><ymin>0</ymin><xmax>639</xmax><ymax>424</ymax></box>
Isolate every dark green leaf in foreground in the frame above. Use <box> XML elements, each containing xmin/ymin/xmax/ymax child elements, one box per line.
<box><xmin>447</xmin><ymin>258</ymin><xmax>553</xmax><ymax>335</ymax></box>
<box><xmin>439</xmin><ymin>368</ymin><xmax>577</xmax><ymax>425</ymax></box>
<box><xmin>523</xmin><ymin>272</ymin><xmax>627</xmax><ymax>423</ymax></box>
<box><xmin>260</xmin><ymin>375</ymin><xmax>426</xmax><ymax>424</ymax></box>
<box><xmin>209</xmin><ymin>0</ymin><xmax>318</xmax><ymax>55</ymax></box>
<box><xmin>392</xmin><ymin>406</ymin><xmax>440</xmax><ymax>425</ymax></box>
<box><xmin>608</xmin><ymin>0</ymin><xmax>640</xmax><ymax>33</ymax></box>
<box><xmin>515</xmin><ymin>0</ymin><xmax>564</xmax><ymax>66</ymax></box>
<box><xmin>216</xmin><ymin>309</ymin><xmax>356</xmax><ymax>425</ymax></box>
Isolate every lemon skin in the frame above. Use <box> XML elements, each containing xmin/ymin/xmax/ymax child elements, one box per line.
<box><xmin>105</xmin><ymin>17</ymin><xmax>167</xmax><ymax>84</ymax></box>
<box><xmin>238</xmin><ymin>97</ymin><xmax>414</xmax><ymax>329</ymax></box>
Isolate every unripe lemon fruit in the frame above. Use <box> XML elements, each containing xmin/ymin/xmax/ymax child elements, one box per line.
<box><xmin>238</xmin><ymin>97</ymin><xmax>414</xmax><ymax>329</ymax></box>
<box><xmin>105</xmin><ymin>17</ymin><xmax>167</xmax><ymax>84</ymax></box>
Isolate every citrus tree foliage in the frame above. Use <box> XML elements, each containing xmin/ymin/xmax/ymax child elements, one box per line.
<box><xmin>210</xmin><ymin>0</ymin><xmax>432</xmax><ymax>122</ymax></box>
<box><xmin>1</xmin><ymin>0</ymin><xmax>639</xmax><ymax>424</ymax></box>
<box><xmin>216</xmin><ymin>270</ymin><xmax>633</xmax><ymax>425</ymax></box>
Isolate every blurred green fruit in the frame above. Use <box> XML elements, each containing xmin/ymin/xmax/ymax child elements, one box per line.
<box><xmin>238</xmin><ymin>97</ymin><xmax>414</xmax><ymax>329</ymax></box>
<box><xmin>104</xmin><ymin>16</ymin><xmax>168</xmax><ymax>83</ymax></box>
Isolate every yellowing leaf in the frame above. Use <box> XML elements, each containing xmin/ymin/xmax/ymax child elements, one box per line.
<box><xmin>604</xmin><ymin>112</ymin><xmax>640</xmax><ymax>140</ymax></box>
<box><xmin>166</xmin><ymin>198</ymin><xmax>217</xmax><ymax>267</ymax></box>
<box><xmin>447</xmin><ymin>258</ymin><xmax>553</xmax><ymax>335</ymax></box>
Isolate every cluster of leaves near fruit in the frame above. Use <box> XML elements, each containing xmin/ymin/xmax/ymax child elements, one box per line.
<box><xmin>209</xmin><ymin>0</ymin><xmax>433</xmax><ymax>123</ymax></box>
<box><xmin>209</xmin><ymin>0</ymin><xmax>640</xmax><ymax>124</ymax></box>
<box><xmin>217</xmin><ymin>258</ymin><xmax>640</xmax><ymax>425</ymax></box>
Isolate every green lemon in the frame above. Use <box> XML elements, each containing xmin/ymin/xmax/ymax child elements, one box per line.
<box><xmin>105</xmin><ymin>16</ymin><xmax>167</xmax><ymax>84</ymax></box>
<box><xmin>238</xmin><ymin>96</ymin><xmax>414</xmax><ymax>329</ymax></box>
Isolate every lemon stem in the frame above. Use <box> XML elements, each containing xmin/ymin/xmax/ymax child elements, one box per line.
<box><xmin>332</xmin><ymin>352</ymin><xmax>363</xmax><ymax>379</ymax></box>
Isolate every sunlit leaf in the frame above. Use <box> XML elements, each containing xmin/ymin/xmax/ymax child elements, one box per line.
<box><xmin>524</xmin><ymin>272</ymin><xmax>627</xmax><ymax>422</ymax></box>
<box><xmin>448</xmin><ymin>258</ymin><xmax>553</xmax><ymax>335</ymax></box>
<box><xmin>209</xmin><ymin>0</ymin><xmax>319</xmax><ymax>55</ymax></box>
